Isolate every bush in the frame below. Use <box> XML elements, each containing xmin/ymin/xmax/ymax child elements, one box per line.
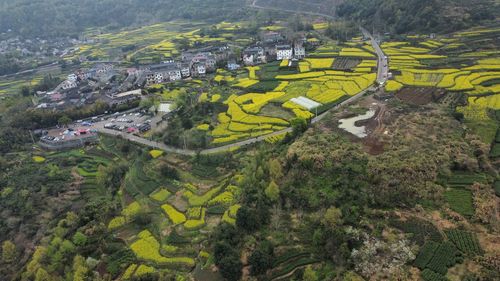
<box><xmin>158</xmin><ymin>163</ymin><xmax>179</xmax><ymax>180</ymax></box>
<box><xmin>445</xmin><ymin>229</ymin><xmax>483</xmax><ymax>256</ymax></box>
<box><xmin>421</xmin><ymin>269</ymin><xmax>448</xmax><ymax>281</ymax></box>
<box><xmin>390</xmin><ymin>217</ymin><xmax>443</xmax><ymax>245</ymax></box>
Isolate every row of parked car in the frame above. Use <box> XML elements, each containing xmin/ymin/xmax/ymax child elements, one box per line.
<box><xmin>104</xmin><ymin>123</ymin><xmax>151</xmax><ymax>133</ymax></box>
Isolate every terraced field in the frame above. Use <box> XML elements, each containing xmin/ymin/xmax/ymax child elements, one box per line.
<box><xmin>382</xmin><ymin>27</ymin><xmax>500</xmax><ymax>142</ymax></box>
<box><xmin>91</xmin><ymin>138</ymin><xmax>243</xmax><ymax>278</ymax></box>
<box><xmin>204</xmin><ymin>39</ymin><xmax>377</xmax><ymax>145</ymax></box>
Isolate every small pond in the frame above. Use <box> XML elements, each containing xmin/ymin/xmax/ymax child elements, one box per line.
<box><xmin>338</xmin><ymin>109</ymin><xmax>376</xmax><ymax>138</ymax></box>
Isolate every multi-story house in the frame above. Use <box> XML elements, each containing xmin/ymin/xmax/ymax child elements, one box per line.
<box><xmin>242</xmin><ymin>46</ymin><xmax>266</xmax><ymax>66</ymax></box>
<box><xmin>293</xmin><ymin>42</ymin><xmax>306</xmax><ymax>59</ymax></box>
<box><xmin>276</xmin><ymin>45</ymin><xmax>293</xmax><ymax>60</ymax></box>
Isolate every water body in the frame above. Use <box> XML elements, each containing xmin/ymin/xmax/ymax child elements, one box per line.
<box><xmin>338</xmin><ymin>109</ymin><xmax>376</xmax><ymax>138</ymax></box>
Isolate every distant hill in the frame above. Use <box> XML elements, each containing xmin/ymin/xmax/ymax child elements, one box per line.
<box><xmin>0</xmin><ymin>0</ymin><xmax>246</xmax><ymax>38</ymax></box>
<box><xmin>336</xmin><ymin>0</ymin><xmax>498</xmax><ymax>34</ymax></box>
<box><xmin>250</xmin><ymin>0</ymin><xmax>344</xmax><ymax>18</ymax></box>
<box><xmin>249</xmin><ymin>0</ymin><xmax>498</xmax><ymax>34</ymax></box>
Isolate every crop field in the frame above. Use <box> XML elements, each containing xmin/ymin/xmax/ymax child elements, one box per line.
<box><xmin>93</xmin><ymin>137</ymin><xmax>246</xmax><ymax>277</ymax></box>
<box><xmin>382</xmin><ymin>28</ymin><xmax>500</xmax><ymax>144</ymax></box>
<box><xmin>332</xmin><ymin>57</ymin><xmax>362</xmax><ymax>70</ymax></box>
<box><xmin>444</xmin><ymin>188</ymin><xmax>474</xmax><ymax>217</ymax></box>
<box><xmin>389</xmin><ymin>217</ymin><xmax>443</xmax><ymax>246</ymax></box>
<box><xmin>414</xmin><ymin>241</ymin><xmax>460</xmax><ymax>279</ymax></box>
<box><xmin>445</xmin><ymin>229</ymin><xmax>483</xmax><ymax>256</ymax></box>
<box><xmin>201</xmin><ymin>38</ymin><xmax>377</xmax><ymax>145</ymax></box>
<box><xmin>66</xmin><ymin>20</ymin><xmax>256</xmax><ymax>63</ymax></box>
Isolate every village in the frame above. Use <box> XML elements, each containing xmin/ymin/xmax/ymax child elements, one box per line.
<box><xmin>33</xmin><ymin>29</ymin><xmax>318</xmax><ymax>150</ymax></box>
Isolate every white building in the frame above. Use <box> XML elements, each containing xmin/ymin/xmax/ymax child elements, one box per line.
<box><xmin>67</xmin><ymin>74</ymin><xmax>78</xmax><ymax>82</ymax></box>
<box><xmin>276</xmin><ymin>45</ymin><xmax>293</xmax><ymax>60</ymax></box>
<box><xmin>60</xmin><ymin>80</ymin><xmax>77</xmax><ymax>90</ymax></box>
<box><xmin>166</xmin><ymin>69</ymin><xmax>182</xmax><ymax>81</ymax></box>
<box><xmin>192</xmin><ymin>63</ymin><xmax>206</xmax><ymax>76</ymax></box>
<box><xmin>294</xmin><ymin>43</ymin><xmax>306</xmax><ymax>59</ymax></box>
<box><xmin>242</xmin><ymin>46</ymin><xmax>265</xmax><ymax>66</ymax></box>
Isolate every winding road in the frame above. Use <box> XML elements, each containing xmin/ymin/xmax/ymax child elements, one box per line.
<box><xmin>361</xmin><ymin>27</ymin><xmax>388</xmax><ymax>84</ymax></box>
<box><xmin>96</xmin><ymin>28</ymin><xmax>386</xmax><ymax>155</ymax></box>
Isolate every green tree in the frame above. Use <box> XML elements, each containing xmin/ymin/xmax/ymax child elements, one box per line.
<box><xmin>21</xmin><ymin>86</ymin><xmax>31</xmax><ymax>97</ymax></box>
<box><xmin>248</xmin><ymin>241</ymin><xmax>274</xmax><ymax>276</ymax></box>
<box><xmin>322</xmin><ymin>207</ymin><xmax>343</xmax><ymax>229</ymax></box>
<box><xmin>218</xmin><ymin>256</ymin><xmax>243</xmax><ymax>281</ymax></box>
<box><xmin>303</xmin><ymin>266</ymin><xmax>318</xmax><ymax>281</ymax></box>
<box><xmin>35</xmin><ymin>268</ymin><xmax>51</xmax><ymax>281</ymax></box>
<box><xmin>265</xmin><ymin>180</ymin><xmax>280</xmax><ymax>202</ymax></box>
<box><xmin>291</xmin><ymin>117</ymin><xmax>308</xmax><ymax>136</ymax></box>
<box><xmin>236</xmin><ymin>206</ymin><xmax>260</xmax><ymax>232</ymax></box>
<box><xmin>2</xmin><ymin>240</ymin><xmax>16</xmax><ymax>263</ymax></box>
<box><xmin>269</xmin><ymin>159</ymin><xmax>283</xmax><ymax>180</ymax></box>
<box><xmin>58</xmin><ymin>115</ymin><xmax>72</xmax><ymax>127</ymax></box>
<box><xmin>72</xmin><ymin>255</ymin><xmax>89</xmax><ymax>281</ymax></box>
<box><xmin>72</xmin><ymin>232</ymin><xmax>88</xmax><ymax>247</ymax></box>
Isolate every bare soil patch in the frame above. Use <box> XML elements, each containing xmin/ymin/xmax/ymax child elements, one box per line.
<box><xmin>333</xmin><ymin>57</ymin><xmax>361</xmax><ymax>70</ymax></box>
<box><xmin>395</xmin><ymin>87</ymin><xmax>445</xmax><ymax>105</ymax></box>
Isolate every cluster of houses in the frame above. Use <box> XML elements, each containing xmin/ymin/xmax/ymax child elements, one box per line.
<box><xmin>139</xmin><ymin>31</ymin><xmax>311</xmax><ymax>85</ymax></box>
<box><xmin>242</xmin><ymin>31</ymin><xmax>307</xmax><ymax>66</ymax></box>
<box><xmin>36</xmin><ymin>63</ymin><xmax>132</xmax><ymax>109</ymax></box>
<box><xmin>141</xmin><ymin>46</ymin><xmax>228</xmax><ymax>85</ymax></box>
<box><xmin>34</xmin><ymin>30</ymin><xmax>316</xmax><ymax>111</ymax></box>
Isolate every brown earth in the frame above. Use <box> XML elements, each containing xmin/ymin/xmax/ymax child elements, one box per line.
<box><xmin>395</xmin><ymin>87</ymin><xmax>446</xmax><ymax>105</ymax></box>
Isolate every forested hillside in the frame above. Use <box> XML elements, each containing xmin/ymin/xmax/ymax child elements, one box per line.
<box><xmin>0</xmin><ymin>0</ymin><xmax>246</xmax><ymax>38</ymax></box>
<box><xmin>1</xmin><ymin>0</ymin><xmax>497</xmax><ymax>38</ymax></box>
<box><xmin>337</xmin><ymin>0</ymin><xmax>498</xmax><ymax>34</ymax></box>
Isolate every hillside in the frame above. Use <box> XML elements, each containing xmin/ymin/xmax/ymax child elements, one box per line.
<box><xmin>0</xmin><ymin>0</ymin><xmax>246</xmax><ymax>38</ymax></box>
<box><xmin>250</xmin><ymin>0</ymin><xmax>344</xmax><ymax>17</ymax></box>
<box><xmin>337</xmin><ymin>0</ymin><xmax>498</xmax><ymax>34</ymax></box>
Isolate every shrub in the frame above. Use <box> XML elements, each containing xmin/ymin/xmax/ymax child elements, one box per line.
<box><xmin>445</xmin><ymin>229</ymin><xmax>483</xmax><ymax>256</ymax></box>
<box><xmin>414</xmin><ymin>241</ymin><xmax>440</xmax><ymax>269</ymax></box>
<box><xmin>421</xmin><ymin>269</ymin><xmax>448</xmax><ymax>281</ymax></box>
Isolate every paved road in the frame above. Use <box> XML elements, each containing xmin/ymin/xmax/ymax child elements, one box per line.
<box><xmin>360</xmin><ymin>27</ymin><xmax>388</xmax><ymax>84</ymax></box>
<box><xmin>94</xmin><ymin>28</ymin><xmax>384</xmax><ymax>155</ymax></box>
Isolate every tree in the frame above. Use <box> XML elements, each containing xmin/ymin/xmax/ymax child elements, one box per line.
<box><xmin>291</xmin><ymin>117</ymin><xmax>308</xmax><ymax>136</ymax></box>
<box><xmin>236</xmin><ymin>206</ymin><xmax>260</xmax><ymax>232</ymax></box>
<box><xmin>248</xmin><ymin>241</ymin><xmax>274</xmax><ymax>276</ymax></box>
<box><xmin>58</xmin><ymin>115</ymin><xmax>72</xmax><ymax>127</ymax></box>
<box><xmin>321</xmin><ymin>207</ymin><xmax>343</xmax><ymax>229</ymax></box>
<box><xmin>21</xmin><ymin>86</ymin><xmax>31</xmax><ymax>97</ymax></box>
<box><xmin>269</xmin><ymin>159</ymin><xmax>283</xmax><ymax>180</ymax></box>
<box><xmin>72</xmin><ymin>232</ymin><xmax>88</xmax><ymax>247</ymax></box>
<box><xmin>218</xmin><ymin>256</ymin><xmax>243</xmax><ymax>281</ymax></box>
<box><xmin>158</xmin><ymin>162</ymin><xmax>179</xmax><ymax>180</ymax></box>
<box><xmin>265</xmin><ymin>180</ymin><xmax>280</xmax><ymax>202</ymax></box>
<box><xmin>303</xmin><ymin>266</ymin><xmax>318</xmax><ymax>281</ymax></box>
<box><xmin>2</xmin><ymin>240</ymin><xmax>16</xmax><ymax>263</ymax></box>
<box><xmin>35</xmin><ymin>268</ymin><xmax>51</xmax><ymax>281</ymax></box>
<box><xmin>72</xmin><ymin>255</ymin><xmax>89</xmax><ymax>281</ymax></box>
